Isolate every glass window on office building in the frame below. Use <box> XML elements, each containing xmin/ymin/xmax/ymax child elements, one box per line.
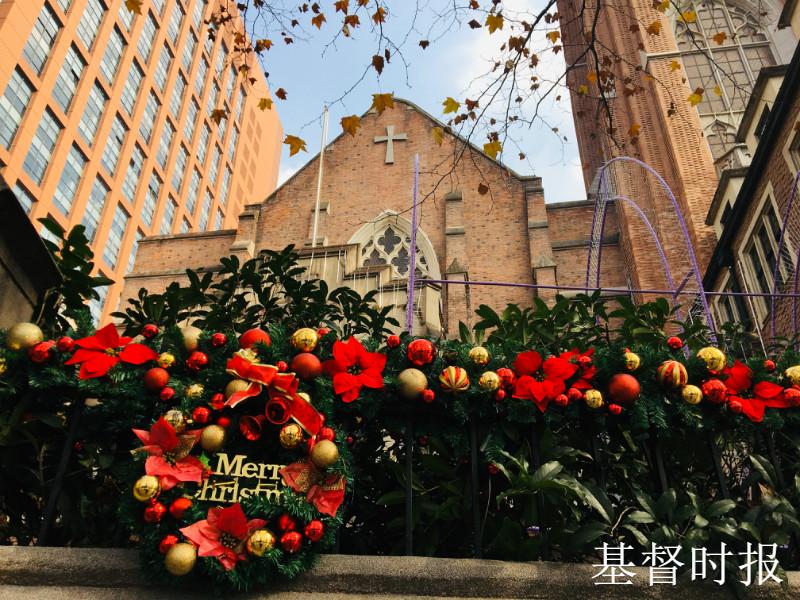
<box><xmin>235</xmin><ymin>87</ymin><xmax>245</xmax><ymax>122</ymax></box>
<box><xmin>139</xmin><ymin>91</ymin><xmax>160</xmax><ymax>143</ymax></box>
<box><xmin>197</xmin><ymin>123</ymin><xmax>210</xmax><ymax>165</ymax></box>
<box><xmin>154</xmin><ymin>44</ymin><xmax>174</xmax><ymax>92</ymax></box>
<box><xmin>208</xmin><ymin>145</ymin><xmax>221</xmax><ymax>184</ymax></box>
<box><xmin>192</xmin><ymin>0</ymin><xmax>205</xmax><ymax>31</ymax></box>
<box><xmin>173</xmin><ymin>145</ymin><xmax>189</xmax><ymax>191</ymax></box>
<box><xmin>143</xmin><ymin>172</ymin><xmax>161</xmax><ymax>227</ymax></box>
<box><xmin>120</xmin><ymin>60</ymin><xmax>144</xmax><ymax>115</ymax></box>
<box><xmin>203</xmin><ymin>32</ymin><xmax>214</xmax><ymax>57</ymax></box>
<box><xmin>206</xmin><ymin>81</ymin><xmax>219</xmax><ymax>115</ymax></box>
<box><xmin>182</xmin><ymin>31</ymin><xmax>197</xmax><ymax>73</ymax></box>
<box><xmin>122</xmin><ymin>143</ymin><xmax>146</xmax><ymax>201</ymax></box>
<box><xmin>0</xmin><ymin>69</ymin><xmax>34</xmax><ymax>149</ymax></box>
<box><xmin>161</xmin><ymin>197</ymin><xmax>177</xmax><ymax>234</ymax></box>
<box><xmin>127</xmin><ymin>229</ymin><xmax>143</xmax><ymax>273</ymax></box>
<box><xmin>137</xmin><ymin>12</ymin><xmax>158</xmax><ymax>61</ymax></box>
<box><xmin>195</xmin><ymin>58</ymin><xmax>209</xmax><ymax>97</ymax></box>
<box><xmin>76</xmin><ymin>0</ymin><xmax>106</xmax><ymax>50</ymax></box>
<box><xmin>88</xmin><ymin>284</ymin><xmax>108</xmax><ymax>323</ymax></box>
<box><xmin>187</xmin><ymin>168</ymin><xmax>201</xmax><ymax>214</ymax></box>
<box><xmin>199</xmin><ymin>189</ymin><xmax>212</xmax><ymax>229</ymax></box>
<box><xmin>103</xmin><ymin>204</ymin><xmax>129</xmax><ymax>269</ymax></box>
<box><xmin>12</xmin><ymin>182</ymin><xmax>36</xmax><ymax>213</ymax></box>
<box><xmin>99</xmin><ymin>26</ymin><xmax>125</xmax><ymax>83</ymax></box>
<box><xmin>102</xmin><ymin>114</ymin><xmax>128</xmax><ymax>175</ymax></box>
<box><xmin>23</xmin><ymin>109</ymin><xmax>62</xmax><ymax>184</ymax></box>
<box><xmin>218</xmin><ymin>114</ymin><xmax>228</xmax><ymax>143</ymax></box>
<box><xmin>53</xmin><ymin>44</ymin><xmax>86</xmax><ymax>112</ymax></box>
<box><xmin>215</xmin><ymin>43</ymin><xmax>226</xmax><ymax>77</ymax></box>
<box><xmin>228</xmin><ymin>126</ymin><xmax>238</xmax><ymax>162</ymax></box>
<box><xmin>79</xmin><ymin>81</ymin><xmax>108</xmax><ymax>146</ymax></box>
<box><xmin>54</xmin><ymin>145</ymin><xmax>87</xmax><ymax>215</ymax></box>
<box><xmin>170</xmin><ymin>74</ymin><xmax>186</xmax><ymax>117</ymax></box>
<box><xmin>151</xmin><ymin>0</ymin><xmax>165</xmax><ymax>15</ymax></box>
<box><xmin>55</xmin><ymin>0</ymin><xmax>72</xmax><ymax>13</ymax></box>
<box><xmin>214</xmin><ymin>208</ymin><xmax>224</xmax><ymax>230</ymax></box>
<box><xmin>118</xmin><ymin>0</ymin><xmax>135</xmax><ymax>29</ymax></box>
<box><xmin>226</xmin><ymin>66</ymin><xmax>236</xmax><ymax>99</ymax></box>
<box><xmin>184</xmin><ymin>99</ymin><xmax>199</xmax><ymax>142</ymax></box>
<box><xmin>23</xmin><ymin>3</ymin><xmax>61</xmax><ymax>75</ymax></box>
<box><xmin>167</xmin><ymin>3</ymin><xmax>184</xmax><ymax>44</ymax></box>
<box><xmin>83</xmin><ymin>176</ymin><xmax>109</xmax><ymax>240</ymax></box>
<box><xmin>220</xmin><ymin>166</ymin><xmax>231</xmax><ymax>205</ymax></box>
<box><xmin>156</xmin><ymin>120</ymin><xmax>175</xmax><ymax>167</ymax></box>
<box><xmin>181</xmin><ymin>217</ymin><xmax>191</xmax><ymax>233</ymax></box>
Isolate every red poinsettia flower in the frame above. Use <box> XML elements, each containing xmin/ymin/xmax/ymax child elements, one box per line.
<box><xmin>721</xmin><ymin>361</ymin><xmax>790</xmax><ymax>423</ymax></box>
<box><xmin>132</xmin><ymin>417</ymin><xmax>204</xmax><ymax>490</ymax></box>
<box><xmin>559</xmin><ymin>348</ymin><xmax>597</xmax><ymax>390</ymax></box>
<box><xmin>65</xmin><ymin>323</ymin><xmax>158</xmax><ymax>379</ymax></box>
<box><xmin>322</xmin><ymin>337</ymin><xmax>386</xmax><ymax>403</ymax></box>
<box><xmin>512</xmin><ymin>351</ymin><xmax>579</xmax><ymax>412</ymax></box>
<box><xmin>180</xmin><ymin>504</ymin><xmax>267</xmax><ymax>570</ymax></box>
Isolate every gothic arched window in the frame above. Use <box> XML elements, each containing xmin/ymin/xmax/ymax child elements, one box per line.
<box><xmin>672</xmin><ymin>1</ymin><xmax>776</xmax><ymax>158</ymax></box>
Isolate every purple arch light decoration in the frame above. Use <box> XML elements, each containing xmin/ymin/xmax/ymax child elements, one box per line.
<box><xmin>585</xmin><ymin>156</ymin><xmax>716</xmax><ymax>341</ymax></box>
<box><xmin>770</xmin><ymin>170</ymin><xmax>800</xmax><ymax>339</ymax></box>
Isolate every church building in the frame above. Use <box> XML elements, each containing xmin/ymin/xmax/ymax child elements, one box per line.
<box><xmin>122</xmin><ymin>99</ymin><xmax>627</xmax><ymax>336</ymax></box>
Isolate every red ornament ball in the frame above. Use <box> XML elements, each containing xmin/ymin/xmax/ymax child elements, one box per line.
<box><xmin>210</xmin><ymin>392</ymin><xmax>225</xmax><ymax>410</ymax></box>
<box><xmin>277</xmin><ymin>514</ymin><xmax>297</xmax><ymax>532</ymax></box>
<box><xmin>192</xmin><ymin>406</ymin><xmax>211</xmax><ymax>424</ymax></box>
<box><xmin>763</xmin><ymin>359</ymin><xmax>776</xmax><ymax>373</ymax></box>
<box><xmin>317</xmin><ymin>427</ymin><xmax>335</xmax><ymax>442</ymax></box>
<box><xmin>578</xmin><ymin>355</ymin><xmax>593</xmax><ymax>369</ymax></box>
<box><xmin>217</xmin><ymin>416</ymin><xmax>231</xmax><ymax>428</ymax></box>
<box><xmin>495</xmin><ymin>389</ymin><xmax>506</xmax><ymax>402</ymax></box>
<box><xmin>159</xmin><ymin>534</ymin><xmax>179</xmax><ymax>554</ymax></box>
<box><xmin>496</xmin><ymin>367</ymin><xmax>516</xmax><ymax>389</ymax></box>
<box><xmin>142</xmin><ymin>324</ymin><xmax>159</xmax><ymax>339</ymax></box>
<box><xmin>280</xmin><ymin>531</ymin><xmax>303</xmax><ymax>554</ymax></box>
<box><xmin>783</xmin><ymin>387</ymin><xmax>800</xmax><ymax>407</ymax></box>
<box><xmin>728</xmin><ymin>399</ymin><xmax>743</xmax><ymax>414</ymax></box>
<box><xmin>186</xmin><ymin>351</ymin><xmax>209</xmax><ymax>371</ymax></box>
<box><xmin>211</xmin><ymin>332</ymin><xmax>227</xmax><ymax>347</ymax></box>
<box><xmin>487</xmin><ymin>463</ymin><xmax>500</xmax><ymax>476</ymax></box>
<box><xmin>567</xmin><ymin>387</ymin><xmax>583</xmax><ymax>402</ymax></box>
<box><xmin>276</xmin><ymin>360</ymin><xmax>288</xmax><ymax>373</ymax></box>
<box><xmin>608</xmin><ymin>403</ymin><xmax>623</xmax><ymax>416</ymax></box>
<box><xmin>608</xmin><ymin>374</ymin><xmax>641</xmax><ymax>405</ymax></box>
<box><xmin>701</xmin><ymin>379</ymin><xmax>727</xmax><ymax>404</ymax></box>
<box><xmin>144</xmin><ymin>501</ymin><xmax>167</xmax><ymax>524</ymax></box>
<box><xmin>304</xmin><ymin>520</ymin><xmax>324</xmax><ymax>543</ymax></box>
<box><xmin>554</xmin><ymin>393</ymin><xmax>569</xmax><ymax>407</ymax></box>
<box><xmin>346</xmin><ymin>435</ymin><xmax>354</xmax><ymax>445</ymax></box>
<box><xmin>667</xmin><ymin>336</ymin><xmax>683</xmax><ymax>350</ymax></box>
<box><xmin>73</xmin><ymin>440</ymin><xmax>84</xmax><ymax>452</ymax></box>
<box><xmin>239</xmin><ymin>328</ymin><xmax>271</xmax><ymax>350</ymax></box>
<box><xmin>386</xmin><ymin>334</ymin><xmax>401</xmax><ymax>349</ymax></box>
<box><xmin>291</xmin><ymin>352</ymin><xmax>322</xmax><ymax>380</ymax></box>
<box><xmin>169</xmin><ymin>497</ymin><xmax>193</xmax><ymax>519</ymax></box>
<box><xmin>29</xmin><ymin>340</ymin><xmax>56</xmax><ymax>364</ymax></box>
<box><xmin>144</xmin><ymin>367</ymin><xmax>170</xmax><ymax>391</ymax></box>
<box><xmin>421</xmin><ymin>389</ymin><xmax>435</xmax><ymax>404</ymax></box>
<box><xmin>56</xmin><ymin>336</ymin><xmax>75</xmax><ymax>353</ymax></box>
<box><xmin>407</xmin><ymin>339</ymin><xmax>435</xmax><ymax>367</ymax></box>
<box><xmin>159</xmin><ymin>386</ymin><xmax>176</xmax><ymax>402</ymax></box>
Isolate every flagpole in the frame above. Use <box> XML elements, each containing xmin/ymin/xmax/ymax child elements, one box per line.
<box><xmin>406</xmin><ymin>154</ymin><xmax>420</xmax><ymax>333</ymax></box>
<box><xmin>311</xmin><ymin>106</ymin><xmax>329</xmax><ymax>248</ymax></box>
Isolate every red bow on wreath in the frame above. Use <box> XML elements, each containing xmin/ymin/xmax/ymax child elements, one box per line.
<box><xmin>279</xmin><ymin>460</ymin><xmax>345</xmax><ymax>517</ymax></box>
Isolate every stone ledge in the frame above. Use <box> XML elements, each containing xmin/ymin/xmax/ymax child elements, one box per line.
<box><xmin>0</xmin><ymin>547</ymin><xmax>797</xmax><ymax>598</ymax></box>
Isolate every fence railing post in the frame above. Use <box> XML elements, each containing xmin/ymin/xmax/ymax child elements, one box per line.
<box><xmin>469</xmin><ymin>416</ymin><xmax>482</xmax><ymax>558</ymax></box>
<box><xmin>706</xmin><ymin>431</ymin><xmax>730</xmax><ymax>500</ymax></box>
<box><xmin>404</xmin><ymin>415</ymin><xmax>414</xmax><ymax>556</ymax></box>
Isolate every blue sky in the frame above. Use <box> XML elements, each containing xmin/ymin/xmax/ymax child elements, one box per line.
<box><xmin>260</xmin><ymin>1</ymin><xmax>586</xmax><ymax>203</ymax></box>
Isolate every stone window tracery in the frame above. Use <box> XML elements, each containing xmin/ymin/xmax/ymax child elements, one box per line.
<box><xmin>359</xmin><ymin>224</ymin><xmax>431</xmax><ymax>278</ymax></box>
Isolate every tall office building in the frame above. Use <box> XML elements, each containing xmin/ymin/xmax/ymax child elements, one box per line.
<box><xmin>0</xmin><ymin>0</ymin><xmax>282</xmax><ymax>322</ymax></box>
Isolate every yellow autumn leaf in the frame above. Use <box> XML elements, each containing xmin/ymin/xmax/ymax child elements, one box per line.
<box><xmin>284</xmin><ymin>135</ymin><xmax>307</xmax><ymax>156</ymax></box>
<box><xmin>628</xmin><ymin>123</ymin><xmax>641</xmax><ymax>137</ymax></box>
<box><xmin>656</xmin><ymin>0</ymin><xmax>669</xmax><ymax>12</ymax></box>
<box><xmin>372</xmin><ymin>7</ymin><xmax>386</xmax><ymax>24</ymax></box>
<box><xmin>125</xmin><ymin>0</ymin><xmax>142</xmax><ymax>14</ymax></box>
<box><xmin>688</xmin><ymin>88</ymin><xmax>704</xmax><ymax>106</ymax></box>
<box><xmin>442</xmin><ymin>97</ymin><xmax>461</xmax><ymax>114</ymax></box>
<box><xmin>645</xmin><ymin>20</ymin><xmax>661</xmax><ymax>35</ymax></box>
<box><xmin>713</xmin><ymin>85</ymin><xmax>722</xmax><ymax>96</ymax></box>
<box><xmin>678</xmin><ymin>10</ymin><xmax>697</xmax><ymax>23</ymax></box>
<box><xmin>432</xmin><ymin>126</ymin><xmax>444</xmax><ymax>146</ymax></box>
<box><xmin>669</xmin><ymin>59</ymin><xmax>681</xmax><ymax>72</ymax></box>
<box><xmin>341</xmin><ymin>115</ymin><xmax>361</xmax><ymax>136</ymax></box>
<box><xmin>546</xmin><ymin>30</ymin><xmax>560</xmax><ymax>44</ymax></box>
<box><xmin>371</xmin><ymin>93</ymin><xmax>394</xmax><ymax>114</ymax></box>
<box><xmin>485</xmin><ymin>13</ymin><xmax>504</xmax><ymax>34</ymax></box>
<box><xmin>483</xmin><ymin>139</ymin><xmax>502</xmax><ymax>159</ymax></box>
<box><xmin>712</xmin><ymin>31</ymin><xmax>727</xmax><ymax>45</ymax></box>
<box><xmin>577</xmin><ymin>84</ymin><xmax>588</xmax><ymax>96</ymax></box>
<box><xmin>311</xmin><ymin>13</ymin><xmax>326</xmax><ymax>29</ymax></box>
<box><xmin>258</xmin><ymin>98</ymin><xmax>273</xmax><ymax>110</ymax></box>
<box><xmin>210</xmin><ymin>108</ymin><xmax>226</xmax><ymax>124</ymax></box>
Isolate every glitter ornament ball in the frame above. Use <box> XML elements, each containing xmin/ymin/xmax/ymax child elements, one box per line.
<box><xmin>247</xmin><ymin>529</ymin><xmax>276</xmax><ymax>556</ymax></box>
<box><xmin>468</xmin><ymin>346</ymin><xmax>491</xmax><ymax>366</ymax></box>
<box><xmin>132</xmin><ymin>475</ymin><xmax>160</xmax><ymax>502</ymax></box>
<box><xmin>164</xmin><ymin>543</ymin><xmax>196</xmax><ymax>576</ymax></box>
<box><xmin>682</xmin><ymin>384</ymin><xmax>703</xmax><ymax>405</ymax></box>
<box><xmin>697</xmin><ymin>347</ymin><xmax>726</xmax><ymax>372</ymax></box>
<box><xmin>290</xmin><ymin>328</ymin><xmax>319</xmax><ymax>352</ymax></box>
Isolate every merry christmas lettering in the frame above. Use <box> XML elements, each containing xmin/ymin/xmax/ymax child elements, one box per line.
<box><xmin>195</xmin><ymin>453</ymin><xmax>285</xmax><ymax>504</ymax></box>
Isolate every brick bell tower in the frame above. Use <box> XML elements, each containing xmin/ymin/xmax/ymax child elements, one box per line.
<box><xmin>556</xmin><ymin>0</ymin><xmax>791</xmax><ymax>294</ymax></box>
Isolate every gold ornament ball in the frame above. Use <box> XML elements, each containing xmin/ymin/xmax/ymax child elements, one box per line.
<box><xmin>468</xmin><ymin>346</ymin><xmax>491</xmax><ymax>366</ymax></box>
<box><xmin>682</xmin><ymin>384</ymin><xmax>703</xmax><ymax>405</ymax></box>
<box><xmin>247</xmin><ymin>529</ymin><xmax>276</xmax><ymax>557</ymax></box>
<box><xmin>397</xmin><ymin>368</ymin><xmax>428</xmax><ymax>400</ymax></box>
<box><xmin>200</xmin><ymin>424</ymin><xmax>226</xmax><ymax>452</ymax></box>
<box><xmin>584</xmin><ymin>389</ymin><xmax>604</xmax><ymax>409</ymax></box>
<box><xmin>132</xmin><ymin>475</ymin><xmax>161</xmax><ymax>502</ymax></box>
<box><xmin>163</xmin><ymin>409</ymin><xmax>186</xmax><ymax>433</ymax></box>
<box><xmin>478</xmin><ymin>371</ymin><xmax>501</xmax><ymax>392</ymax></box>
<box><xmin>279</xmin><ymin>423</ymin><xmax>304</xmax><ymax>449</ymax></box>
<box><xmin>697</xmin><ymin>347</ymin><xmax>726</xmax><ymax>372</ymax></box>
<box><xmin>181</xmin><ymin>325</ymin><xmax>203</xmax><ymax>352</ymax></box>
<box><xmin>225</xmin><ymin>378</ymin><xmax>250</xmax><ymax>399</ymax></box>
<box><xmin>157</xmin><ymin>352</ymin><xmax>176</xmax><ymax>369</ymax></box>
<box><xmin>6</xmin><ymin>322</ymin><xmax>44</xmax><ymax>351</ymax></box>
<box><xmin>310</xmin><ymin>439</ymin><xmax>339</xmax><ymax>468</ymax></box>
<box><xmin>164</xmin><ymin>543</ymin><xmax>197</xmax><ymax>576</ymax></box>
<box><xmin>291</xmin><ymin>328</ymin><xmax>319</xmax><ymax>352</ymax></box>
<box><xmin>623</xmin><ymin>351</ymin><xmax>641</xmax><ymax>372</ymax></box>
<box><xmin>785</xmin><ymin>365</ymin><xmax>800</xmax><ymax>387</ymax></box>
<box><xmin>186</xmin><ymin>383</ymin><xmax>205</xmax><ymax>400</ymax></box>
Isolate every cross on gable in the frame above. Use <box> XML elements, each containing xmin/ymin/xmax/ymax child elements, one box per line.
<box><xmin>374</xmin><ymin>125</ymin><xmax>407</xmax><ymax>164</ymax></box>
